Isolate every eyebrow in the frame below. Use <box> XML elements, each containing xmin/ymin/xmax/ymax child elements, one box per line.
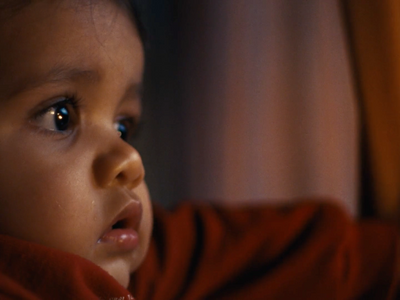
<box><xmin>121</xmin><ymin>81</ymin><xmax>144</xmax><ymax>107</ymax></box>
<box><xmin>41</xmin><ymin>65</ymin><xmax>101</xmax><ymax>84</ymax></box>
<box><xmin>5</xmin><ymin>65</ymin><xmax>101</xmax><ymax>99</ymax></box>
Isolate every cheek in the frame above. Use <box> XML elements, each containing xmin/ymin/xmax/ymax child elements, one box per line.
<box><xmin>0</xmin><ymin>139</ymin><xmax>97</xmax><ymax>252</ymax></box>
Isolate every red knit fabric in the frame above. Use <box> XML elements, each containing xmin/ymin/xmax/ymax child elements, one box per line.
<box><xmin>131</xmin><ymin>202</ymin><xmax>399</xmax><ymax>299</ymax></box>
<box><xmin>0</xmin><ymin>235</ymin><xmax>134</xmax><ymax>300</ymax></box>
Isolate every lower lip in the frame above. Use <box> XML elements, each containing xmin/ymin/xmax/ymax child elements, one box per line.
<box><xmin>98</xmin><ymin>229</ymin><xmax>139</xmax><ymax>251</ymax></box>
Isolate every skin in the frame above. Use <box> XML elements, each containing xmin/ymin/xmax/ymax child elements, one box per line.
<box><xmin>0</xmin><ymin>0</ymin><xmax>152</xmax><ymax>288</ymax></box>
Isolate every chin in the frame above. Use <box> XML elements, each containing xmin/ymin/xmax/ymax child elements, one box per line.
<box><xmin>98</xmin><ymin>259</ymin><xmax>132</xmax><ymax>288</ymax></box>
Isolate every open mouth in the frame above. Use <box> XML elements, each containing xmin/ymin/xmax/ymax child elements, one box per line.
<box><xmin>98</xmin><ymin>201</ymin><xmax>143</xmax><ymax>251</ymax></box>
<box><xmin>112</xmin><ymin>219</ymin><xmax>128</xmax><ymax>230</ymax></box>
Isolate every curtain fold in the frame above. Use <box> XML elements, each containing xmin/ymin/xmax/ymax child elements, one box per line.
<box><xmin>343</xmin><ymin>0</ymin><xmax>400</xmax><ymax>219</ymax></box>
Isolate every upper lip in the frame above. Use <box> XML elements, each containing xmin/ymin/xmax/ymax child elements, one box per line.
<box><xmin>101</xmin><ymin>192</ymin><xmax>143</xmax><ymax>237</ymax></box>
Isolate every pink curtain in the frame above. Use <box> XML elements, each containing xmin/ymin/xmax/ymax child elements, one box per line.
<box><xmin>179</xmin><ymin>0</ymin><xmax>359</xmax><ymax>215</ymax></box>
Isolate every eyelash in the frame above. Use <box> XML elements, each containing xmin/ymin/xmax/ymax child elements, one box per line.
<box><xmin>35</xmin><ymin>94</ymin><xmax>81</xmax><ymax>117</ymax></box>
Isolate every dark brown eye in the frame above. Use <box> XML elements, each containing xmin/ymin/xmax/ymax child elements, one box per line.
<box><xmin>35</xmin><ymin>98</ymin><xmax>77</xmax><ymax>133</ymax></box>
<box><xmin>115</xmin><ymin>121</ymin><xmax>128</xmax><ymax>141</ymax></box>
<box><xmin>114</xmin><ymin>118</ymin><xmax>139</xmax><ymax>141</ymax></box>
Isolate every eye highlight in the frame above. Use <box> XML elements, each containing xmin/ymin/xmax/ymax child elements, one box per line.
<box><xmin>33</xmin><ymin>96</ymin><xmax>79</xmax><ymax>135</ymax></box>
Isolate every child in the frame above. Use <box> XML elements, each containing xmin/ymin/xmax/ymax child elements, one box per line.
<box><xmin>0</xmin><ymin>0</ymin><xmax>152</xmax><ymax>296</ymax></box>
<box><xmin>0</xmin><ymin>0</ymin><xmax>398</xmax><ymax>299</ymax></box>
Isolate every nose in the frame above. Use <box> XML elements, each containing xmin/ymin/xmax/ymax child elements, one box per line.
<box><xmin>93</xmin><ymin>138</ymin><xmax>145</xmax><ymax>190</ymax></box>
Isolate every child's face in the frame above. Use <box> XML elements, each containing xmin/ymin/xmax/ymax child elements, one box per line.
<box><xmin>0</xmin><ymin>0</ymin><xmax>152</xmax><ymax>288</ymax></box>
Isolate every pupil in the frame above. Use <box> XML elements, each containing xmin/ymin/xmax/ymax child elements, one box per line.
<box><xmin>55</xmin><ymin>106</ymin><xmax>69</xmax><ymax>131</ymax></box>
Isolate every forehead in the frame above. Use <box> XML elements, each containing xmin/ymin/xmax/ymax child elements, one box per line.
<box><xmin>0</xmin><ymin>0</ymin><xmax>143</xmax><ymax>100</ymax></box>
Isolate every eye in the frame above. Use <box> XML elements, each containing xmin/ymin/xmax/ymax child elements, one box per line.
<box><xmin>34</xmin><ymin>97</ymin><xmax>78</xmax><ymax>134</ymax></box>
<box><xmin>114</xmin><ymin>117</ymin><xmax>139</xmax><ymax>141</ymax></box>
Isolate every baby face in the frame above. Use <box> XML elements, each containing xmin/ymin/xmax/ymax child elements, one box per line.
<box><xmin>0</xmin><ymin>0</ymin><xmax>152</xmax><ymax>288</ymax></box>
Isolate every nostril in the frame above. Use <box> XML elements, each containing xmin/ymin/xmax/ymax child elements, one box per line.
<box><xmin>116</xmin><ymin>172</ymin><xmax>128</xmax><ymax>183</ymax></box>
<box><xmin>115</xmin><ymin>168</ymin><xmax>144</xmax><ymax>190</ymax></box>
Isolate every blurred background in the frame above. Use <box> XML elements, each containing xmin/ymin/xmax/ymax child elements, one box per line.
<box><xmin>132</xmin><ymin>0</ymin><xmax>400</xmax><ymax>221</ymax></box>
